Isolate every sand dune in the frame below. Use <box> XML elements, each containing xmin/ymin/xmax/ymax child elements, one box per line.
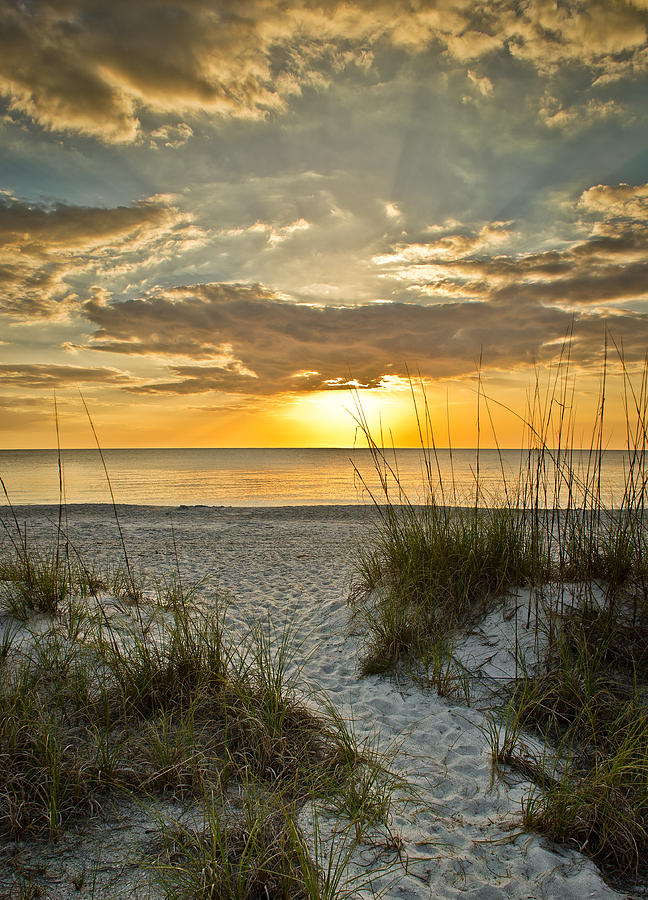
<box><xmin>0</xmin><ymin>504</ymin><xmax>626</xmax><ymax>898</ymax></box>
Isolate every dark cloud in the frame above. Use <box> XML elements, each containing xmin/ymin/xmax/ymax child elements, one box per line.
<box><xmin>1</xmin><ymin>1</ymin><xmax>645</xmax><ymax>142</ymax></box>
<box><xmin>0</xmin><ymin>194</ymin><xmax>173</xmax><ymax>246</ymax></box>
<box><xmin>0</xmin><ymin>193</ymin><xmax>199</xmax><ymax>319</ymax></box>
<box><xmin>78</xmin><ymin>280</ymin><xmax>648</xmax><ymax>396</ymax></box>
<box><xmin>0</xmin><ymin>364</ymin><xmax>136</xmax><ymax>389</ymax></box>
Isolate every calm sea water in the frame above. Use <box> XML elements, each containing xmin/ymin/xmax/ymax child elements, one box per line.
<box><xmin>0</xmin><ymin>448</ymin><xmax>638</xmax><ymax>507</ymax></box>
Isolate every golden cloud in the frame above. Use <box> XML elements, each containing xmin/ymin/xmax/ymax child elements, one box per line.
<box><xmin>579</xmin><ymin>182</ymin><xmax>648</xmax><ymax>221</ymax></box>
<box><xmin>376</xmin><ymin>186</ymin><xmax>648</xmax><ymax>309</ymax></box>
<box><xmin>373</xmin><ymin>222</ymin><xmax>513</xmax><ymax>265</ymax></box>
<box><xmin>0</xmin><ymin>1</ymin><xmax>645</xmax><ymax>141</ymax></box>
<box><xmin>0</xmin><ymin>194</ymin><xmax>201</xmax><ymax>319</ymax></box>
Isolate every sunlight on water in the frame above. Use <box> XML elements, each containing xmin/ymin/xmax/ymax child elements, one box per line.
<box><xmin>0</xmin><ymin>447</ymin><xmax>636</xmax><ymax>508</ymax></box>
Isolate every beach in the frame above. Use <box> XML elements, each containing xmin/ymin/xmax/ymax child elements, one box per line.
<box><xmin>4</xmin><ymin>0</ymin><xmax>648</xmax><ymax>893</ymax></box>
<box><xmin>0</xmin><ymin>503</ymin><xmax>629</xmax><ymax>899</ymax></box>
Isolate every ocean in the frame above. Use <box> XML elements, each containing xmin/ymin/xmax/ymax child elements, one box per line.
<box><xmin>0</xmin><ymin>447</ymin><xmax>639</xmax><ymax>507</ymax></box>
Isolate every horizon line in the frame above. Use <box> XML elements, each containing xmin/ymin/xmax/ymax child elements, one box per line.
<box><xmin>0</xmin><ymin>446</ymin><xmax>636</xmax><ymax>453</ymax></box>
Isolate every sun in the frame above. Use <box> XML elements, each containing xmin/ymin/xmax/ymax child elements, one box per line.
<box><xmin>283</xmin><ymin>387</ymin><xmax>415</xmax><ymax>447</ymax></box>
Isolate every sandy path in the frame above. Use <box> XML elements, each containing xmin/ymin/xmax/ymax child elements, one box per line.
<box><xmin>1</xmin><ymin>505</ymin><xmax>626</xmax><ymax>899</ymax></box>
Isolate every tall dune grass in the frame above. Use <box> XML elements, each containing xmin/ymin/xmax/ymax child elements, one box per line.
<box><xmin>350</xmin><ymin>341</ymin><xmax>648</xmax><ymax>879</ymax></box>
<box><xmin>351</xmin><ymin>343</ymin><xmax>648</xmax><ymax>669</ymax></box>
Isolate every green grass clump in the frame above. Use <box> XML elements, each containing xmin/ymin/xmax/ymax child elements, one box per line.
<box><xmin>351</xmin><ymin>340</ymin><xmax>648</xmax><ymax>682</ymax></box>
<box><xmin>0</xmin><ymin>543</ymin><xmax>70</xmax><ymax>618</ymax></box>
<box><xmin>154</xmin><ymin>778</ymin><xmax>382</xmax><ymax>900</ymax></box>
<box><xmin>493</xmin><ymin>601</ymin><xmax>648</xmax><ymax>874</ymax></box>
<box><xmin>0</xmin><ymin>571</ymin><xmax>400</xmax><ymax>897</ymax></box>
<box><xmin>352</xmin><ymin>503</ymin><xmax>532</xmax><ymax>676</ymax></box>
<box><xmin>156</xmin><ymin>783</ymin><xmax>316</xmax><ymax>899</ymax></box>
<box><xmin>352</xmin><ymin>340</ymin><xmax>648</xmax><ymax>882</ymax></box>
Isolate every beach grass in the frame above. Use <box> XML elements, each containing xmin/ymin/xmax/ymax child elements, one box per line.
<box><xmin>351</xmin><ymin>502</ymin><xmax>533</xmax><ymax>678</ymax></box>
<box><xmin>0</xmin><ymin>538</ymin><xmax>400</xmax><ymax>897</ymax></box>
<box><xmin>502</xmin><ymin>600</ymin><xmax>648</xmax><ymax>874</ymax></box>
<box><xmin>350</xmin><ymin>340</ymin><xmax>648</xmax><ymax>881</ymax></box>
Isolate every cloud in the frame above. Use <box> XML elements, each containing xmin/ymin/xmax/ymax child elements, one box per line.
<box><xmin>503</xmin><ymin>0</ymin><xmax>647</xmax><ymax>73</ymax></box>
<box><xmin>467</xmin><ymin>69</ymin><xmax>494</xmax><ymax>96</ymax></box>
<box><xmin>149</xmin><ymin>122</ymin><xmax>194</xmax><ymax>149</ymax></box>
<box><xmin>373</xmin><ymin>222</ymin><xmax>513</xmax><ymax>265</ymax></box>
<box><xmin>0</xmin><ymin>364</ymin><xmax>136</xmax><ymax>389</ymax></box>
<box><xmin>579</xmin><ymin>182</ymin><xmax>648</xmax><ymax>221</ymax></box>
<box><xmin>1</xmin><ymin>1</ymin><xmax>645</xmax><ymax>141</ymax></box>
<box><xmin>539</xmin><ymin>95</ymin><xmax>624</xmax><ymax>131</ymax></box>
<box><xmin>0</xmin><ymin>193</ymin><xmax>201</xmax><ymax>319</ymax></box>
<box><xmin>69</xmin><ymin>182</ymin><xmax>648</xmax><ymax>395</ymax></box>
<box><xmin>77</xmin><ymin>279</ymin><xmax>648</xmax><ymax>397</ymax></box>
<box><xmin>375</xmin><ymin>186</ymin><xmax>648</xmax><ymax>309</ymax></box>
<box><xmin>219</xmin><ymin>217</ymin><xmax>310</xmax><ymax>247</ymax></box>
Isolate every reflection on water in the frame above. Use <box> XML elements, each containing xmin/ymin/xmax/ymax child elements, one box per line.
<box><xmin>0</xmin><ymin>447</ymin><xmax>638</xmax><ymax>507</ymax></box>
<box><xmin>0</xmin><ymin>449</ymin><xmax>627</xmax><ymax>506</ymax></box>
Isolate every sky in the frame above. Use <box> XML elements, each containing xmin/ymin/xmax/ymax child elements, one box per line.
<box><xmin>1</xmin><ymin>0</ymin><xmax>648</xmax><ymax>449</ymax></box>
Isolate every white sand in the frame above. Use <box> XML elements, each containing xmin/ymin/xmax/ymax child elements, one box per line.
<box><xmin>0</xmin><ymin>504</ymin><xmax>633</xmax><ymax>898</ymax></box>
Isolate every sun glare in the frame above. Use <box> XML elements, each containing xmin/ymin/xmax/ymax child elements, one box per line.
<box><xmin>286</xmin><ymin>388</ymin><xmax>414</xmax><ymax>447</ymax></box>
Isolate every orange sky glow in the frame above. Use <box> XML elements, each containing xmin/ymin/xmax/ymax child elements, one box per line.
<box><xmin>1</xmin><ymin>1</ymin><xmax>648</xmax><ymax>449</ymax></box>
